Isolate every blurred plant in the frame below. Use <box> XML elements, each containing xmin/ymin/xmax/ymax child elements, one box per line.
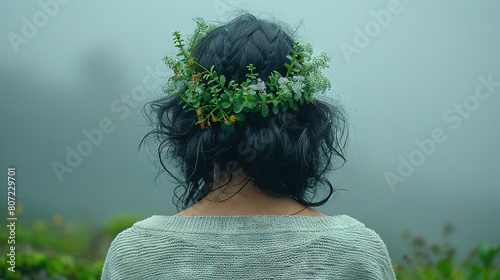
<box><xmin>104</xmin><ymin>214</ymin><xmax>141</xmax><ymax>237</ymax></box>
<box><xmin>0</xmin><ymin>212</ymin><xmax>141</xmax><ymax>279</ymax></box>
<box><xmin>395</xmin><ymin>223</ymin><xmax>500</xmax><ymax>280</ymax></box>
<box><xmin>0</xmin><ymin>221</ymin><xmax>102</xmax><ymax>279</ymax></box>
<box><xmin>0</xmin><ymin>250</ymin><xmax>103</xmax><ymax>280</ymax></box>
<box><xmin>18</xmin><ymin>215</ymin><xmax>92</xmax><ymax>253</ymax></box>
<box><xmin>463</xmin><ymin>241</ymin><xmax>500</xmax><ymax>280</ymax></box>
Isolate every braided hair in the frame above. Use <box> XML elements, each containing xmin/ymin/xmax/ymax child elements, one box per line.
<box><xmin>193</xmin><ymin>14</ymin><xmax>292</xmax><ymax>84</ymax></box>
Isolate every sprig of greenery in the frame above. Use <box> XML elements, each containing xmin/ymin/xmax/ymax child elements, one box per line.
<box><xmin>163</xmin><ymin>18</ymin><xmax>332</xmax><ymax>129</ymax></box>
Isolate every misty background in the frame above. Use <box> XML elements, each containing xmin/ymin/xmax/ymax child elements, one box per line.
<box><xmin>1</xmin><ymin>0</ymin><xmax>499</xmax><ymax>262</ymax></box>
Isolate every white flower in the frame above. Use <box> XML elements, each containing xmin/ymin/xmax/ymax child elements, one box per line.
<box><xmin>277</xmin><ymin>86</ymin><xmax>292</xmax><ymax>98</ymax></box>
<box><xmin>194</xmin><ymin>87</ymin><xmax>203</xmax><ymax>94</ymax></box>
<box><xmin>278</xmin><ymin>77</ymin><xmax>289</xmax><ymax>86</ymax></box>
<box><xmin>242</xmin><ymin>87</ymin><xmax>255</xmax><ymax>96</ymax></box>
<box><xmin>292</xmin><ymin>75</ymin><xmax>305</xmax><ymax>82</ymax></box>
<box><xmin>291</xmin><ymin>81</ymin><xmax>305</xmax><ymax>94</ymax></box>
<box><xmin>164</xmin><ymin>80</ymin><xmax>185</xmax><ymax>94</ymax></box>
<box><xmin>250</xmin><ymin>78</ymin><xmax>266</xmax><ymax>92</ymax></box>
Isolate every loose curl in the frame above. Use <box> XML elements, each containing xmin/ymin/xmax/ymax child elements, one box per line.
<box><xmin>141</xmin><ymin>14</ymin><xmax>348</xmax><ymax>211</ymax></box>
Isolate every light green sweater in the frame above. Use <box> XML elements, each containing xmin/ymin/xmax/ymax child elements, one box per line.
<box><xmin>101</xmin><ymin>215</ymin><xmax>396</xmax><ymax>279</ymax></box>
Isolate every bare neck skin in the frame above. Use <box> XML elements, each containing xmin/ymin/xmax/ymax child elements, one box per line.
<box><xmin>174</xmin><ymin>167</ymin><xmax>326</xmax><ymax>217</ymax></box>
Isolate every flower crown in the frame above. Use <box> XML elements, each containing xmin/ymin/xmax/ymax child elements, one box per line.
<box><xmin>163</xmin><ymin>18</ymin><xmax>332</xmax><ymax>128</ymax></box>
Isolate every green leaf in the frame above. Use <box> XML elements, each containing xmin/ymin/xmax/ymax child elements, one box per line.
<box><xmin>235</xmin><ymin>113</ymin><xmax>245</xmax><ymax>121</ymax></box>
<box><xmin>220</xmin><ymin>93</ymin><xmax>229</xmax><ymax>100</ymax></box>
<box><xmin>272</xmin><ymin>104</ymin><xmax>279</xmax><ymax>114</ymax></box>
<box><xmin>234</xmin><ymin>103</ymin><xmax>243</xmax><ymax>113</ymax></box>
<box><xmin>261</xmin><ymin>104</ymin><xmax>269</xmax><ymax>117</ymax></box>
<box><xmin>258</xmin><ymin>92</ymin><xmax>267</xmax><ymax>102</ymax></box>
<box><xmin>217</xmin><ymin>112</ymin><xmax>225</xmax><ymax>120</ymax></box>
<box><xmin>248</xmin><ymin>93</ymin><xmax>258</xmax><ymax>102</ymax></box>
<box><xmin>210</xmin><ymin>85</ymin><xmax>221</xmax><ymax>94</ymax></box>
<box><xmin>284</xmin><ymin>63</ymin><xmax>292</xmax><ymax>72</ymax></box>
<box><xmin>222</xmin><ymin>101</ymin><xmax>231</xmax><ymax>109</ymax></box>
<box><xmin>202</xmin><ymin>93</ymin><xmax>210</xmax><ymax>101</ymax></box>
<box><xmin>245</xmin><ymin>102</ymin><xmax>256</xmax><ymax>109</ymax></box>
<box><xmin>219</xmin><ymin>75</ymin><xmax>226</xmax><ymax>86</ymax></box>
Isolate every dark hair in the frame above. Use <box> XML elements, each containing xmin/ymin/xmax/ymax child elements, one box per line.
<box><xmin>142</xmin><ymin>14</ymin><xmax>348</xmax><ymax>211</ymax></box>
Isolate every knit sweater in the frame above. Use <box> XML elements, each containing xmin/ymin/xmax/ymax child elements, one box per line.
<box><xmin>101</xmin><ymin>215</ymin><xmax>396</xmax><ymax>279</ymax></box>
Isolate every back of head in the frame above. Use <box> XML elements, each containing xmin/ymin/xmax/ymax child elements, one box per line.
<box><xmin>193</xmin><ymin>14</ymin><xmax>292</xmax><ymax>84</ymax></box>
<box><xmin>143</xmin><ymin>13</ymin><xmax>348</xmax><ymax>210</ymax></box>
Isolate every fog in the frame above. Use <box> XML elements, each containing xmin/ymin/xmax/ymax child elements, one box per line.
<box><xmin>1</xmin><ymin>0</ymin><xmax>499</xmax><ymax>262</ymax></box>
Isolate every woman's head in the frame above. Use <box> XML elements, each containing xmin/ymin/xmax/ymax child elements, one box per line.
<box><xmin>143</xmin><ymin>14</ymin><xmax>348</xmax><ymax>210</ymax></box>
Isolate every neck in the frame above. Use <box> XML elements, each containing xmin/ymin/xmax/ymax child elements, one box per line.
<box><xmin>174</xmin><ymin>168</ymin><xmax>326</xmax><ymax>217</ymax></box>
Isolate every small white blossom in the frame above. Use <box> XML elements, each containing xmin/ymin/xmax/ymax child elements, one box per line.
<box><xmin>250</xmin><ymin>78</ymin><xmax>266</xmax><ymax>92</ymax></box>
<box><xmin>164</xmin><ymin>80</ymin><xmax>185</xmax><ymax>94</ymax></box>
<box><xmin>242</xmin><ymin>88</ymin><xmax>255</xmax><ymax>96</ymax></box>
<box><xmin>291</xmin><ymin>81</ymin><xmax>305</xmax><ymax>94</ymax></box>
<box><xmin>278</xmin><ymin>77</ymin><xmax>290</xmax><ymax>86</ymax></box>
<box><xmin>277</xmin><ymin>86</ymin><xmax>292</xmax><ymax>98</ymax></box>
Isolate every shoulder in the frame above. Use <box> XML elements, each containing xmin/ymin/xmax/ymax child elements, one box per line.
<box><xmin>101</xmin><ymin>226</ymin><xmax>140</xmax><ymax>279</ymax></box>
<box><xmin>305</xmin><ymin>215</ymin><xmax>390</xmax><ymax>256</ymax></box>
<box><xmin>101</xmin><ymin>216</ymin><xmax>175</xmax><ymax>279</ymax></box>
<box><xmin>318</xmin><ymin>215</ymin><xmax>397</xmax><ymax>279</ymax></box>
<box><xmin>103</xmin><ymin>216</ymin><xmax>176</xmax><ymax>256</ymax></box>
<box><xmin>326</xmin><ymin>215</ymin><xmax>388</xmax><ymax>244</ymax></box>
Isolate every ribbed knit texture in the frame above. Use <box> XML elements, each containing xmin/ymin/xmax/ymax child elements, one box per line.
<box><xmin>101</xmin><ymin>215</ymin><xmax>396</xmax><ymax>279</ymax></box>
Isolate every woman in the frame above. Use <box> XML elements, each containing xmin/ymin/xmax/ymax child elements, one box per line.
<box><xmin>102</xmin><ymin>14</ymin><xmax>396</xmax><ymax>279</ymax></box>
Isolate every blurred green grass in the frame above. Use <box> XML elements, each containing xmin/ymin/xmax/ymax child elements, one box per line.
<box><xmin>1</xmin><ymin>207</ymin><xmax>499</xmax><ymax>279</ymax></box>
<box><xmin>394</xmin><ymin>223</ymin><xmax>500</xmax><ymax>279</ymax></box>
<box><xmin>1</xmin><ymin>205</ymin><xmax>141</xmax><ymax>279</ymax></box>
